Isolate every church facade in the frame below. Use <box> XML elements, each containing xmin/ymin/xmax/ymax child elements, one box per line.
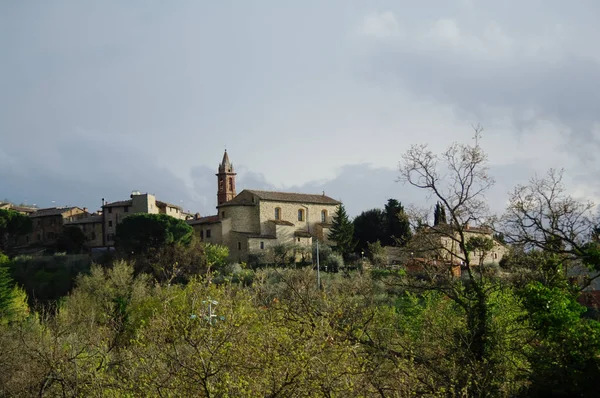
<box><xmin>187</xmin><ymin>151</ymin><xmax>341</xmax><ymax>262</ymax></box>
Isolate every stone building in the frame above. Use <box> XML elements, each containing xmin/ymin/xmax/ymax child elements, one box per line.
<box><xmin>188</xmin><ymin>151</ymin><xmax>341</xmax><ymax>262</ymax></box>
<box><xmin>0</xmin><ymin>202</ymin><xmax>38</xmax><ymax>215</ymax></box>
<box><xmin>64</xmin><ymin>215</ymin><xmax>104</xmax><ymax>248</ymax></box>
<box><xmin>27</xmin><ymin>207</ymin><xmax>88</xmax><ymax>246</ymax></box>
<box><xmin>102</xmin><ymin>191</ymin><xmax>189</xmax><ymax>246</ymax></box>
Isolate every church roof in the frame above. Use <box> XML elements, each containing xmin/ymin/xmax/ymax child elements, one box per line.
<box><xmin>246</xmin><ymin>190</ymin><xmax>341</xmax><ymax>205</ymax></box>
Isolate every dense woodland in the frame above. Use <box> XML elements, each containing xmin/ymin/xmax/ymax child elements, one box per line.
<box><xmin>2</xmin><ymin>131</ymin><xmax>600</xmax><ymax>397</ymax></box>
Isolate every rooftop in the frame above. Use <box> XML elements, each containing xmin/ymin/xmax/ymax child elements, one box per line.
<box><xmin>30</xmin><ymin>207</ymin><xmax>81</xmax><ymax>218</ymax></box>
<box><xmin>187</xmin><ymin>215</ymin><xmax>220</xmax><ymax>225</ymax></box>
<box><xmin>219</xmin><ymin>189</ymin><xmax>341</xmax><ymax>207</ymax></box>
<box><xmin>65</xmin><ymin>215</ymin><xmax>103</xmax><ymax>225</ymax></box>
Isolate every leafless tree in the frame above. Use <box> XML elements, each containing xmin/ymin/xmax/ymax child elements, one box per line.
<box><xmin>502</xmin><ymin>168</ymin><xmax>600</xmax><ymax>288</ymax></box>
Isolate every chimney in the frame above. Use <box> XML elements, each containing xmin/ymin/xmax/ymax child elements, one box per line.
<box><xmin>83</xmin><ymin>207</ymin><xmax>88</xmax><ymax>213</ymax></box>
<box><xmin>322</xmin><ymin>191</ymin><xmax>325</xmax><ymax>196</ymax></box>
<box><xmin>102</xmin><ymin>198</ymin><xmax>105</xmax><ymax>206</ymax></box>
<box><xmin>195</xmin><ymin>212</ymin><xmax>201</xmax><ymax>220</ymax></box>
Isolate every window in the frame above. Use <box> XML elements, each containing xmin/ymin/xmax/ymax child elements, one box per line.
<box><xmin>206</xmin><ymin>229</ymin><xmax>211</xmax><ymax>238</ymax></box>
<box><xmin>200</xmin><ymin>230</ymin><xmax>204</xmax><ymax>239</ymax></box>
<box><xmin>91</xmin><ymin>232</ymin><xmax>96</xmax><ymax>240</ymax></box>
<box><xmin>260</xmin><ymin>241</ymin><xmax>264</xmax><ymax>250</ymax></box>
<box><xmin>298</xmin><ymin>209</ymin><xmax>305</xmax><ymax>222</ymax></box>
<box><xmin>107</xmin><ymin>233</ymin><xmax>114</xmax><ymax>241</ymax></box>
<box><xmin>274</xmin><ymin>207</ymin><xmax>281</xmax><ymax>220</ymax></box>
<box><xmin>238</xmin><ymin>241</ymin><xmax>242</xmax><ymax>250</ymax></box>
<box><xmin>124</xmin><ymin>206</ymin><xmax>129</xmax><ymax>213</ymax></box>
<box><xmin>321</xmin><ymin>210</ymin><xmax>328</xmax><ymax>223</ymax></box>
<box><xmin>228</xmin><ymin>177</ymin><xmax>233</xmax><ymax>190</ymax></box>
<box><xmin>108</xmin><ymin>220</ymin><xmax>113</xmax><ymax>227</ymax></box>
<box><xmin>108</xmin><ymin>207</ymin><xmax>112</xmax><ymax>214</ymax></box>
<box><xmin>222</xmin><ymin>211</ymin><xmax>225</xmax><ymax>218</ymax></box>
<box><xmin>494</xmin><ymin>253</ymin><xmax>498</xmax><ymax>259</ymax></box>
<box><xmin>219</xmin><ymin>179</ymin><xmax>224</xmax><ymax>192</ymax></box>
<box><xmin>297</xmin><ymin>238</ymin><xmax>301</xmax><ymax>242</ymax></box>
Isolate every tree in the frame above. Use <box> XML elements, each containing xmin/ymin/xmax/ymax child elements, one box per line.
<box><xmin>115</xmin><ymin>213</ymin><xmax>194</xmax><ymax>256</ymax></box>
<box><xmin>383</xmin><ymin>199</ymin><xmax>412</xmax><ymax>246</ymax></box>
<box><xmin>0</xmin><ymin>254</ymin><xmax>29</xmax><ymax>325</ymax></box>
<box><xmin>329</xmin><ymin>204</ymin><xmax>355</xmax><ymax>261</ymax></box>
<box><xmin>433</xmin><ymin>201</ymin><xmax>447</xmax><ymax>226</ymax></box>
<box><xmin>353</xmin><ymin>208</ymin><xmax>386</xmax><ymax>253</ymax></box>
<box><xmin>56</xmin><ymin>226</ymin><xmax>87</xmax><ymax>253</ymax></box>
<box><xmin>398</xmin><ymin>126</ymin><xmax>515</xmax><ymax>394</ymax></box>
<box><xmin>0</xmin><ymin>209</ymin><xmax>32</xmax><ymax>251</ymax></box>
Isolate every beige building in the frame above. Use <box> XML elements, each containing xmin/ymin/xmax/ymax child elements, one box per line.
<box><xmin>64</xmin><ymin>215</ymin><xmax>104</xmax><ymax>248</ymax></box>
<box><xmin>27</xmin><ymin>207</ymin><xmax>88</xmax><ymax>246</ymax></box>
<box><xmin>0</xmin><ymin>202</ymin><xmax>38</xmax><ymax>215</ymax></box>
<box><xmin>102</xmin><ymin>191</ymin><xmax>189</xmax><ymax>246</ymax></box>
<box><xmin>188</xmin><ymin>151</ymin><xmax>341</xmax><ymax>263</ymax></box>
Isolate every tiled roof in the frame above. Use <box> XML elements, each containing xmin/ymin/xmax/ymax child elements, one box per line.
<box><xmin>187</xmin><ymin>215</ymin><xmax>220</xmax><ymax>225</ymax></box>
<box><xmin>247</xmin><ymin>190</ymin><xmax>340</xmax><ymax>205</ymax></box>
<box><xmin>270</xmin><ymin>220</ymin><xmax>294</xmax><ymax>226</ymax></box>
<box><xmin>103</xmin><ymin>200</ymin><xmax>133</xmax><ymax>208</ymax></box>
<box><xmin>30</xmin><ymin>207</ymin><xmax>80</xmax><ymax>218</ymax></box>
<box><xmin>65</xmin><ymin>215</ymin><xmax>103</xmax><ymax>225</ymax></box>
<box><xmin>220</xmin><ymin>190</ymin><xmax>340</xmax><ymax>207</ymax></box>
<box><xmin>247</xmin><ymin>234</ymin><xmax>277</xmax><ymax>239</ymax></box>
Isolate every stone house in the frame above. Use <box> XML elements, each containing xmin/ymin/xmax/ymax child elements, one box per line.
<box><xmin>102</xmin><ymin>191</ymin><xmax>188</xmax><ymax>246</ymax></box>
<box><xmin>27</xmin><ymin>207</ymin><xmax>88</xmax><ymax>246</ymax></box>
<box><xmin>64</xmin><ymin>215</ymin><xmax>104</xmax><ymax>248</ymax></box>
<box><xmin>188</xmin><ymin>151</ymin><xmax>341</xmax><ymax>263</ymax></box>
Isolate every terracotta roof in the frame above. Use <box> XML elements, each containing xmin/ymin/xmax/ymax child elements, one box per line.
<box><xmin>103</xmin><ymin>200</ymin><xmax>133</xmax><ymax>208</ymax></box>
<box><xmin>187</xmin><ymin>215</ymin><xmax>220</xmax><ymax>225</ymax></box>
<box><xmin>65</xmin><ymin>215</ymin><xmax>103</xmax><ymax>225</ymax></box>
<box><xmin>270</xmin><ymin>219</ymin><xmax>294</xmax><ymax>226</ymax></box>
<box><xmin>30</xmin><ymin>207</ymin><xmax>81</xmax><ymax>218</ymax></box>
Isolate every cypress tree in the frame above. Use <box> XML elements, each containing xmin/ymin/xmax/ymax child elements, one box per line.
<box><xmin>329</xmin><ymin>204</ymin><xmax>355</xmax><ymax>261</ymax></box>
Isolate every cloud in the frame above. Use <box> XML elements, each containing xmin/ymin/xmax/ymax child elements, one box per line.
<box><xmin>360</xmin><ymin>11</ymin><xmax>402</xmax><ymax>39</ymax></box>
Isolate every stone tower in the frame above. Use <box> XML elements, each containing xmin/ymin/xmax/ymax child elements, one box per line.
<box><xmin>216</xmin><ymin>150</ymin><xmax>237</xmax><ymax>206</ymax></box>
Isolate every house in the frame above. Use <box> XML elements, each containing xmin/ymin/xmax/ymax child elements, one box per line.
<box><xmin>27</xmin><ymin>207</ymin><xmax>88</xmax><ymax>246</ymax></box>
<box><xmin>0</xmin><ymin>202</ymin><xmax>38</xmax><ymax>215</ymax></box>
<box><xmin>187</xmin><ymin>151</ymin><xmax>341</xmax><ymax>262</ymax></box>
<box><xmin>102</xmin><ymin>191</ymin><xmax>188</xmax><ymax>246</ymax></box>
<box><xmin>64</xmin><ymin>214</ymin><xmax>103</xmax><ymax>248</ymax></box>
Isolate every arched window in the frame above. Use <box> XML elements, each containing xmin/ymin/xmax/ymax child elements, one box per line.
<box><xmin>321</xmin><ymin>209</ymin><xmax>328</xmax><ymax>223</ymax></box>
<box><xmin>219</xmin><ymin>179</ymin><xmax>224</xmax><ymax>192</ymax></box>
<box><xmin>274</xmin><ymin>207</ymin><xmax>281</xmax><ymax>220</ymax></box>
<box><xmin>298</xmin><ymin>209</ymin><xmax>305</xmax><ymax>222</ymax></box>
<box><xmin>228</xmin><ymin>177</ymin><xmax>233</xmax><ymax>190</ymax></box>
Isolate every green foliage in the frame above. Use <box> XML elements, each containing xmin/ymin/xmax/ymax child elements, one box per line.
<box><xmin>0</xmin><ymin>265</ymin><xmax>29</xmax><ymax>325</ymax></box>
<box><xmin>0</xmin><ymin>209</ymin><xmax>32</xmax><ymax>251</ymax></box>
<box><xmin>353</xmin><ymin>208</ymin><xmax>386</xmax><ymax>253</ymax></box>
<box><xmin>520</xmin><ymin>282</ymin><xmax>600</xmax><ymax>397</ymax></box>
<box><xmin>384</xmin><ymin>198</ymin><xmax>412</xmax><ymax>246</ymax></box>
<box><xmin>366</xmin><ymin>240</ymin><xmax>386</xmax><ymax>266</ymax></box>
<box><xmin>329</xmin><ymin>204</ymin><xmax>355</xmax><ymax>260</ymax></box>
<box><xmin>56</xmin><ymin>226</ymin><xmax>87</xmax><ymax>254</ymax></box>
<box><xmin>115</xmin><ymin>213</ymin><xmax>193</xmax><ymax>255</ymax></box>
<box><xmin>205</xmin><ymin>243</ymin><xmax>229</xmax><ymax>272</ymax></box>
<box><xmin>313</xmin><ymin>242</ymin><xmax>344</xmax><ymax>272</ymax></box>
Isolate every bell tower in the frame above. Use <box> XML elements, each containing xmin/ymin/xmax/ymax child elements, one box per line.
<box><xmin>216</xmin><ymin>149</ymin><xmax>236</xmax><ymax>206</ymax></box>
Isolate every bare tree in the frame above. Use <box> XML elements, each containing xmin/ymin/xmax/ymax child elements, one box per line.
<box><xmin>397</xmin><ymin>126</ymin><xmax>515</xmax><ymax>396</ymax></box>
<box><xmin>502</xmin><ymin>168</ymin><xmax>600</xmax><ymax>287</ymax></box>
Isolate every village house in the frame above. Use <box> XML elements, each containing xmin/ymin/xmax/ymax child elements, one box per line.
<box><xmin>64</xmin><ymin>214</ymin><xmax>104</xmax><ymax>248</ymax></box>
<box><xmin>187</xmin><ymin>151</ymin><xmax>341</xmax><ymax>262</ymax></box>
<box><xmin>27</xmin><ymin>207</ymin><xmax>88</xmax><ymax>247</ymax></box>
<box><xmin>0</xmin><ymin>202</ymin><xmax>38</xmax><ymax>215</ymax></box>
<box><xmin>102</xmin><ymin>191</ymin><xmax>189</xmax><ymax>246</ymax></box>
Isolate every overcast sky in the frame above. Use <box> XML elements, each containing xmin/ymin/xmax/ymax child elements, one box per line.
<box><xmin>2</xmin><ymin>1</ymin><xmax>600</xmax><ymax>217</ymax></box>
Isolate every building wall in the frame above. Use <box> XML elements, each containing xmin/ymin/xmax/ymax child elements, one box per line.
<box><xmin>29</xmin><ymin>208</ymin><xmax>87</xmax><ymax>246</ymax></box>
<box><xmin>67</xmin><ymin>221</ymin><xmax>103</xmax><ymax>248</ymax></box>
<box><xmin>190</xmin><ymin>222</ymin><xmax>223</xmax><ymax>245</ymax></box>
<box><xmin>258</xmin><ymin>201</ymin><xmax>338</xmax><ymax>237</ymax></box>
<box><xmin>440</xmin><ymin>230</ymin><xmax>507</xmax><ymax>265</ymax></box>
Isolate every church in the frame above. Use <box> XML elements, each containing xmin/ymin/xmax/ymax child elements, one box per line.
<box><xmin>187</xmin><ymin>151</ymin><xmax>341</xmax><ymax>262</ymax></box>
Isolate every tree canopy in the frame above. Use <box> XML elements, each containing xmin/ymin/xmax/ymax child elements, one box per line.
<box><xmin>115</xmin><ymin>213</ymin><xmax>193</xmax><ymax>255</ymax></box>
<box><xmin>0</xmin><ymin>209</ymin><xmax>32</xmax><ymax>251</ymax></box>
<box><xmin>329</xmin><ymin>204</ymin><xmax>355</xmax><ymax>261</ymax></box>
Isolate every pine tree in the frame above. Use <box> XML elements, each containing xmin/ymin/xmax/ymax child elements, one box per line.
<box><xmin>434</xmin><ymin>202</ymin><xmax>447</xmax><ymax>226</ymax></box>
<box><xmin>329</xmin><ymin>204</ymin><xmax>355</xmax><ymax>261</ymax></box>
<box><xmin>384</xmin><ymin>199</ymin><xmax>412</xmax><ymax>246</ymax></box>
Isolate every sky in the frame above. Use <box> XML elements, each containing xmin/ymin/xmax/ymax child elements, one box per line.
<box><xmin>2</xmin><ymin>1</ymin><xmax>600</xmax><ymax>218</ymax></box>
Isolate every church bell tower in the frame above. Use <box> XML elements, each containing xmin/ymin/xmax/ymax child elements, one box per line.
<box><xmin>216</xmin><ymin>150</ymin><xmax>236</xmax><ymax>206</ymax></box>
